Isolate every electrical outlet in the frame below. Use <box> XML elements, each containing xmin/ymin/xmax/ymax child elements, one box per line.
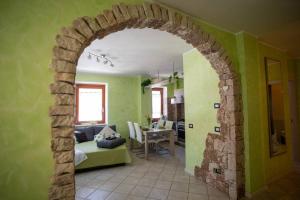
<box><xmin>214</xmin><ymin>103</ymin><xmax>220</xmax><ymax>108</ymax></box>
<box><xmin>214</xmin><ymin>126</ymin><xmax>220</xmax><ymax>132</ymax></box>
<box><xmin>213</xmin><ymin>168</ymin><xmax>222</xmax><ymax>174</ymax></box>
<box><xmin>189</xmin><ymin>124</ymin><xmax>193</xmax><ymax>128</ymax></box>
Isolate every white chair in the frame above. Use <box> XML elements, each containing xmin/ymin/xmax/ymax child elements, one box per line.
<box><xmin>134</xmin><ymin>122</ymin><xmax>164</xmax><ymax>157</ymax></box>
<box><xmin>127</xmin><ymin>121</ymin><xmax>136</xmax><ymax>149</ymax></box>
<box><xmin>164</xmin><ymin>121</ymin><xmax>174</xmax><ymax>129</ymax></box>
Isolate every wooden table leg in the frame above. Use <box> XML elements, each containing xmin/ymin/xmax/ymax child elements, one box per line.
<box><xmin>145</xmin><ymin>133</ymin><xmax>148</xmax><ymax>160</ymax></box>
<box><xmin>169</xmin><ymin>130</ymin><xmax>175</xmax><ymax>156</ymax></box>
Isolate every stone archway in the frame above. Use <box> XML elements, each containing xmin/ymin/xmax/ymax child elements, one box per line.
<box><xmin>49</xmin><ymin>2</ymin><xmax>244</xmax><ymax>200</ymax></box>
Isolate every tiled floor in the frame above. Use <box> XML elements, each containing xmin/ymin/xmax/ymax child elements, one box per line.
<box><xmin>75</xmin><ymin>146</ymin><xmax>229</xmax><ymax>200</ymax></box>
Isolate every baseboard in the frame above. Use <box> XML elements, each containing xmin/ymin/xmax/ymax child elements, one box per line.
<box><xmin>245</xmin><ymin>185</ymin><xmax>268</xmax><ymax>198</ymax></box>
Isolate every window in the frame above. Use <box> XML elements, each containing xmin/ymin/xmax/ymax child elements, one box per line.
<box><xmin>152</xmin><ymin>88</ymin><xmax>164</xmax><ymax>119</ymax></box>
<box><xmin>76</xmin><ymin>84</ymin><xmax>106</xmax><ymax>124</ymax></box>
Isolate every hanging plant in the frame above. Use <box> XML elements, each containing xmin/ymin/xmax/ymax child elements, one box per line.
<box><xmin>168</xmin><ymin>71</ymin><xmax>180</xmax><ymax>88</ymax></box>
<box><xmin>141</xmin><ymin>78</ymin><xmax>152</xmax><ymax>94</ymax></box>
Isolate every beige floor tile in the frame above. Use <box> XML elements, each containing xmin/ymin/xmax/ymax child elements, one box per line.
<box><xmin>86</xmin><ymin>189</ymin><xmax>111</xmax><ymax>200</ymax></box>
<box><xmin>130</xmin><ymin>186</ymin><xmax>152</xmax><ymax>197</ymax></box>
<box><xmin>173</xmin><ymin>175</ymin><xmax>190</xmax><ymax>183</ymax></box>
<box><xmin>85</xmin><ymin>179</ymin><xmax>106</xmax><ymax>188</ymax></box>
<box><xmin>127</xmin><ymin>195</ymin><xmax>147</xmax><ymax>200</ymax></box>
<box><xmin>139</xmin><ymin>178</ymin><xmax>157</xmax><ymax>187</ymax></box>
<box><xmin>154</xmin><ymin>180</ymin><xmax>172</xmax><ymax>190</ymax></box>
<box><xmin>123</xmin><ymin>177</ymin><xmax>140</xmax><ymax>185</ymax></box>
<box><xmin>76</xmin><ymin>187</ymin><xmax>95</xmax><ymax>198</ymax></box>
<box><xmin>149</xmin><ymin>188</ymin><xmax>169</xmax><ymax>200</ymax></box>
<box><xmin>171</xmin><ymin>182</ymin><xmax>189</xmax><ymax>193</ymax></box>
<box><xmin>188</xmin><ymin>193</ymin><xmax>208</xmax><ymax>200</ymax></box>
<box><xmin>109</xmin><ymin>175</ymin><xmax>127</xmax><ymax>184</ymax></box>
<box><xmin>99</xmin><ymin>181</ymin><xmax>120</xmax><ymax>191</ymax></box>
<box><xmin>189</xmin><ymin>183</ymin><xmax>207</xmax><ymax>195</ymax></box>
<box><xmin>96</xmin><ymin>173</ymin><xmax>114</xmax><ymax>181</ymax></box>
<box><xmin>106</xmin><ymin>192</ymin><xmax>128</xmax><ymax>200</ymax></box>
<box><xmin>189</xmin><ymin>176</ymin><xmax>206</xmax><ymax>185</ymax></box>
<box><xmin>207</xmin><ymin>186</ymin><xmax>229</xmax><ymax>199</ymax></box>
<box><xmin>167</xmin><ymin>191</ymin><xmax>188</xmax><ymax>200</ymax></box>
<box><xmin>115</xmin><ymin>183</ymin><xmax>136</xmax><ymax>194</ymax></box>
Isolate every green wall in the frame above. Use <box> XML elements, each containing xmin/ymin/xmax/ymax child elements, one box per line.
<box><xmin>0</xmin><ymin>0</ymin><xmax>297</xmax><ymax>199</ymax></box>
<box><xmin>138</xmin><ymin>76</ymin><xmax>152</xmax><ymax>126</ymax></box>
<box><xmin>183</xmin><ymin>49</ymin><xmax>220</xmax><ymax>174</ymax></box>
<box><xmin>76</xmin><ymin>73</ymin><xmax>140</xmax><ymax>138</ymax></box>
<box><xmin>0</xmin><ymin>0</ymin><xmax>143</xmax><ymax>199</ymax></box>
<box><xmin>167</xmin><ymin>78</ymin><xmax>184</xmax><ymax>98</ymax></box>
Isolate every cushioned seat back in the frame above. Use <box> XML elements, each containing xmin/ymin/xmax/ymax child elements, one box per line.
<box><xmin>75</xmin><ymin>125</ymin><xmax>117</xmax><ymax>141</ymax></box>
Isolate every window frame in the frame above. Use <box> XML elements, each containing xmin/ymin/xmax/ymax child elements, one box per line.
<box><xmin>75</xmin><ymin>83</ymin><xmax>106</xmax><ymax>124</ymax></box>
<box><xmin>152</xmin><ymin>87</ymin><xmax>164</xmax><ymax>120</ymax></box>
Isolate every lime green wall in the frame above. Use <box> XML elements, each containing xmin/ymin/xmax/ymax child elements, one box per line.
<box><xmin>76</xmin><ymin>73</ymin><xmax>140</xmax><ymax>138</ymax></box>
<box><xmin>236</xmin><ymin>33</ymin><xmax>265</xmax><ymax>193</ymax></box>
<box><xmin>0</xmin><ymin>0</ymin><xmax>297</xmax><ymax>198</ymax></box>
<box><xmin>183</xmin><ymin>49</ymin><xmax>220</xmax><ymax>174</ymax></box>
<box><xmin>0</xmin><ymin>0</ymin><xmax>144</xmax><ymax>199</ymax></box>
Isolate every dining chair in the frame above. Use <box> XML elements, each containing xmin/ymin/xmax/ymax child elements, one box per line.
<box><xmin>133</xmin><ymin>122</ymin><xmax>164</xmax><ymax>155</ymax></box>
<box><xmin>127</xmin><ymin>121</ymin><xmax>136</xmax><ymax>150</ymax></box>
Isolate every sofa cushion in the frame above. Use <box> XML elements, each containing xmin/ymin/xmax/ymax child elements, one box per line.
<box><xmin>75</xmin><ymin>126</ymin><xmax>95</xmax><ymax>141</ymax></box>
<box><xmin>74</xmin><ymin>130</ymin><xmax>88</xmax><ymax>143</ymax></box>
<box><xmin>94</xmin><ymin>125</ymin><xmax>117</xmax><ymax>135</ymax></box>
<box><xmin>96</xmin><ymin>137</ymin><xmax>126</xmax><ymax>149</ymax></box>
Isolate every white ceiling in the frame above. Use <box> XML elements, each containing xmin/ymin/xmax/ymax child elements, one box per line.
<box><xmin>156</xmin><ymin>0</ymin><xmax>300</xmax><ymax>58</ymax></box>
<box><xmin>77</xmin><ymin>28</ymin><xmax>193</xmax><ymax>76</ymax></box>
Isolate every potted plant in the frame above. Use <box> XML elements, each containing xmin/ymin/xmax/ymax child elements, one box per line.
<box><xmin>141</xmin><ymin>78</ymin><xmax>152</xmax><ymax>94</ymax></box>
<box><xmin>168</xmin><ymin>71</ymin><xmax>180</xmax><ymax>88</ymax></box>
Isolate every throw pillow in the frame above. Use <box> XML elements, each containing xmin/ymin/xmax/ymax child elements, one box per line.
<box><xmin>74</xmin><ymin>130</ymin><xmax>88</xmax><ymax>143</ymax></box>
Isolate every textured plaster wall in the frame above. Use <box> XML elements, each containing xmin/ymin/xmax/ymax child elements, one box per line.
<box><xmin>183</xmin><ymin>49</ymin><xmax>220</xmax><ymax>174</ymax></box>
<box><xmin>0</xmin><ymin>0</ymin><xmax>295</xmax><ymax>198</ymax></box>
<box><xmin>236</xmin><ymin>33</ymin><xmax>265</xmax><ymax>193</ymax></box>
<box><xmin>0</xmin><ymin>0</ymin><xmax>143</xmax><ymax>199</ymax></box>
<box><xmin>75</xmin><ymin>73</ymin><xmax>140</xmax><ymax>138</ymax></box>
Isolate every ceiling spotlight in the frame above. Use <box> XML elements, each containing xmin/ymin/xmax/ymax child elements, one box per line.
<box><xmin>101</xmin><ymin>54</ymin><xmax>105</xmax><ymax>58</ymax></box>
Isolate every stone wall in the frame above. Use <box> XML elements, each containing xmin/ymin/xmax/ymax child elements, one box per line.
<box><xmin>49</xmin><ymin>2</ymin><xmax>244</xmax><ymax>199</ymax></box>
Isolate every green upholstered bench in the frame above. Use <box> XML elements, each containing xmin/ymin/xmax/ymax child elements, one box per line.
<box><xmin>75</xmin><ymin>141</ymin><xmax>131</xmax><ymax>170</ymax></box>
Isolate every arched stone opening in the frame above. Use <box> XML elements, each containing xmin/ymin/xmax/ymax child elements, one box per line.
<box><xmin>48</xmin><ymin>3</ymin><xmax>244</xmax><ymax>199</ymax></box>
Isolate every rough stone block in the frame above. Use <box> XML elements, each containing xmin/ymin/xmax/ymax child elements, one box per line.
<box><xmin>52</xmin><ymin>138</ymin><xmax>74</xmax><ymax>151</ymax></box>
<box><xmin>49</xmin><ymin>183</ymin><xmax>75</xmax><ymax>200</ymax></box>
<box><xmin>49</xmin><ymin>105</ymin><xmax>73</xmax><ymax>116</ymax></box>
<box><xmin>82</xmin><ymin>16</ymin><xmax>101</xmax><ymax>33</ymax></box>
<box><xmin>51</xmin><ymin>116</ymin><xmax>74</xmax><ymax>127</ymax></box>
<box><xmin>112</xmin><ymin>5</ymin><xmax>125</xmax><ymax>24</ymax></box>
<box><xmin>55</xmin><ymin>150</ymin><xmax>74</xmax><ymax>164</ymax></box>
<box><xmin>53</xmin><ymin>46</ymin><xmax>78</xmax><ymax>63</ymax></box>
<box><xmin>54</xmin><ymin>94</ymin><xmax>75</xmax><ymax>105</ymax></box>
<box><xmin>56</xmin><ymin>35</ymin><xmax>82</xmax><ymax>52</ymax></box>
<box><xmin>52</xmin><ymin>60</ymin><xmax>76</xmax><ymax>73</ymax></box>
<box><xmin>51</xmin><ymin>173</ymin><xmax>74</xmax><ymax>186</ymax></box>
<box><xmin>72</xmin><ymin>18</ymin><xmax>93</xmax><ymax>39</ymax></box>
<box><xmin>61</xmin><ymin>27</ymin><xmax>86</xmax><ymax>44</ymax></box>
<box><xmin>103</xmin><ymin>10</ymin><xmax>117</xmax><ymax>27</ymax></box>
<box><xmin>55</xmin><ymin>72</ymin><xmax>75</xmax><ymax>84</ymax></box>
<box><xmin>50</xmin><ymin>82</ymin><xmax>74</xmax><ymax>95</ymax></box>
<box><xmin>96</xmin><ymin>14</ymin><xmax>109</xmax><ymax>29</ymax></box>
<box><xmin>52</xmin><ymin>127</ymin><xmax>74</xmax><ymax>138</ymax></box>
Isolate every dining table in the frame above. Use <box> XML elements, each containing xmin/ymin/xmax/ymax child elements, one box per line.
<box><xmin>142</xmin><ymin>128</ymin><xmax>175</xmax><ymax>160</ymax></box>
